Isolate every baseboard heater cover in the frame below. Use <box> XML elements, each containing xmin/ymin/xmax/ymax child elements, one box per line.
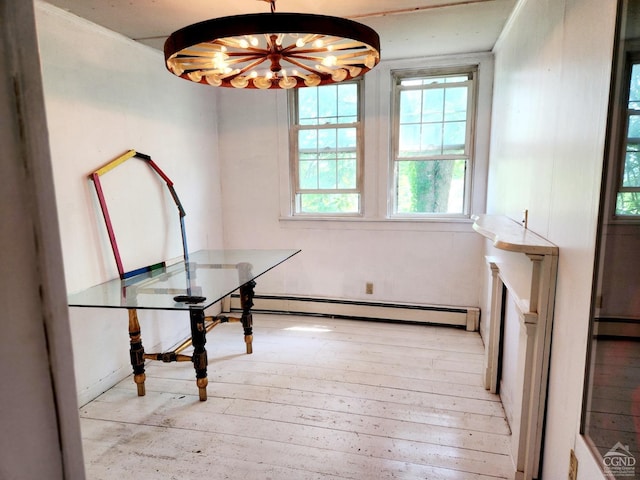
<box><xmin>229</xmin><ymin>294</ymin><xmax>479</xmax><ymax>331</ymax></box>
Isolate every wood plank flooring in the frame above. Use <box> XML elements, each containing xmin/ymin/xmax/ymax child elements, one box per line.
<box><xmin>585</xmin><ymin>338</ymin><xmax>640</xmax><ymax>462</ymax></box>
<box><xmin>79</xmin><ymin>314</ymin><xmax>513</xmax><ymax>479</ymax></box>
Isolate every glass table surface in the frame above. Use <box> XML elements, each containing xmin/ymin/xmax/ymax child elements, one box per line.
<box><xmin>67</xmin><ymin>249</ymin><xmax>300</xmax><ymax>311</ymax></box>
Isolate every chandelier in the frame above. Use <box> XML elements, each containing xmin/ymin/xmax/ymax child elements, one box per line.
<box><xmin>163</xmin><ymin>0</ymin><xmax>380</xmax><ymax>89</ymax></box>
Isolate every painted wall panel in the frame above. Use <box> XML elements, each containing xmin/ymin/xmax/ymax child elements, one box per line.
<box><xmin>35</xmin><ymin>2</ymin><xmax>224</xmax><ymax>405</ymax></box>
<box><xmin>487</xmin><ymin>0</ymin><xmax>617</xmax><ymax>478</ymax></box>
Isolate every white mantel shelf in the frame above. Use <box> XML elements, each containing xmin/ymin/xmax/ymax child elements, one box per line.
<box><xmin>472</xmin><ymin>214</ymin><xmax>558</xmax><ymax>256</ymax></box>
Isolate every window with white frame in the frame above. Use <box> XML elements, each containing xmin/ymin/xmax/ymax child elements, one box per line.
<box><xmin>391</xmin><ymin>67</ymin><xmax>476</xmax><ymax>217</ymax></box>
<box><xmin>615</xmin><ymin>56</ymin><xmax>640</xmax><ymax>216</ymax></box>
<box><xmin>290</xmin><ymin>80</ymin><xmax>363</xmax><ymax>215</ymax></box>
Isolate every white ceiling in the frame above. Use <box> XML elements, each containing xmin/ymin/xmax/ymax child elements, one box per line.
<box><xmin>43</xmin><ymin>0</ymin><xmax>517</xmax><ymax>59</ymax></box>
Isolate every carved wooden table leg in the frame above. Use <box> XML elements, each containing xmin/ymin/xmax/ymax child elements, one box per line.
<box><xmin>189</xmin><ymin>308</ymin><xmax>208</xmax><ymax>401</ymax></box>
<box><xmin>240</xmin><ymin>280</ymin><xmax>256</xmax><ymax>354</ymax></box>
<box><xmin>128</xmin><ymin>309</ymin><xmax>146</xmax><ymax>396</ymax></box>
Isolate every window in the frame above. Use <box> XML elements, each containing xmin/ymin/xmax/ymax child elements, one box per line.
<box><xmin>615</xmin><ymin>57</ymin><xmax>640</xmax><ymax>216</ymax></box>
<box><xmin>290</xmin><ymin>81</ymin><xmax>362</xmax><ymax>215</ymax></box>
<box><xmin>391</xmin><ymin>68</ymin><xmax>476</xmax><ymax>217</ymax></box>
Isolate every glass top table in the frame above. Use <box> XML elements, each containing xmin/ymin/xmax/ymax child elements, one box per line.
<box><xmin>68</xmin><ymin>249</ymin><xmax>300</xmax><ymax>311</ymax></box>
<box><xmin>68</xmin><ymin>249</ymin><xmax>300</xmax><ymax>401</ymax></box>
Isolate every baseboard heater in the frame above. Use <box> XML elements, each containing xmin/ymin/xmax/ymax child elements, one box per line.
<box><xmin>593</xmin><ymin>317</ymin><xmax>640</xmax><ymax>338</ymax></box>
<box><xmin>228</xmin><ymin>294</ymin><xmax>479</xmax><ymax>331</ymax></box>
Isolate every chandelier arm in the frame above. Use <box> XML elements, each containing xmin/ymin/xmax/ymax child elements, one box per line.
<box><xmin>213</xmin><ymin>40</ymin><xmax>268</xmax><ymax>54</ymax></box>
<box><xmin>234</xmin><ymin>57</ymin><xmax>270</xmax><ymax>76</ymax></box>
<box><xmin>174</xmin><ymin>54</ymin><xmax>263</xmax><ymax>68</ymax></box>
<box><xmin>330</xmin><ymin>51</ymin><xmax>375</xmax><ymax>61</ymax></box>
<box><xmin>284</xmin><ymin>57</ymin><xmax>326</xmax><ymax>76</ymax></box>
<box><xmin>287</xmin><ymin>54</ymin><xmax>331</xmax><ymax>63</ymax></box>
<box><xmin>228</xmin><ymin>52</ymin><xmax>269</xmax><ymax>63</ymax></box>
<box><xmin>265</xmin><ymin>33</ymin><xmax>275</xmax><ymax>50</ymax></box>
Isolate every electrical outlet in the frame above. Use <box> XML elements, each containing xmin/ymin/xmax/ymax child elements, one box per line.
<box><xmin>365</xmin><ymin>282</ymin><xmax>373</xmax><ymax>294</ymax></box>
<box><xmin>569</xmin><ymin>449</ymin><xmax>578</xmax><ymax>480</ymax></box>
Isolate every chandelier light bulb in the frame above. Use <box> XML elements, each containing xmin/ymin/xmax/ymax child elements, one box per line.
<box><xmin>205</xmin><ymin>74</ymin><xmax>222</xmax><ymax>86</ymax></box>
<box><xmin>322</xmin><ymin>55</ymin><xmax>338</xmax><ymax>67</ymax></box>
<box><xmin>230</xmin><ymin>76</ymin><xmax>249</xmax><ymax>88</ymax></box>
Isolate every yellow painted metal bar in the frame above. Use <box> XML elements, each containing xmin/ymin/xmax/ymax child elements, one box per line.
<box><xmin>93</xmin><ymin>149</ymin><xmax>137</xmax><ymax>177</ymax></box>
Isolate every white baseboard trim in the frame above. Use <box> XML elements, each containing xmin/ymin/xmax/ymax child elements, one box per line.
<box><xmin>229</xmin><ymin>294</ymin><xmax>479</xmax><ymax>331</ymax></box>
<box><xmin>77</xmin><ymin>366</ymin><xmax>130</xmax><ymax>408</ymax></box>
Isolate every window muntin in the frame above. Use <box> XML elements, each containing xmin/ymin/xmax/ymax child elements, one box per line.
<box><xmin>391</xmin><ymin>69</ymin><xmax>476</xmax><ymax>216</ymax></box>
<box><xmin>616</xmin><ymin>61</ymin><xmax>640</xmax><ymax>216</ymax></box>
<box><xmin>291</xmin><ymin>81</ymin><xmax>362</xmax><ymax>215</ymax></box>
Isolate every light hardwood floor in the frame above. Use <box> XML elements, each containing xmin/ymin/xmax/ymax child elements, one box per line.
<box><xmin>79</xmin><ymin>314</ymin><xmax>513</xmax><ymax>479</ymax></box>
<box><xmin>586</xmin><ymin>338</ymin><xmax>640</xmax><ymax>462</ymax></box>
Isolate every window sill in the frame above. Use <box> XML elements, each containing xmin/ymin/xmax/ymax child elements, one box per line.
<box><xmin>279</xmin><ymin>215</ymin><xmax>475</xmax><ymax>232</ymax></box>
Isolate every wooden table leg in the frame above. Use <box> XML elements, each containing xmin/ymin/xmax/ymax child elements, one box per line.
<box><xmin>189</xmin><ymin>308</ymin><xmax>208</xmax><ymax>401</ymax></box>
<box><xmin>128</xmin><ymin>309</ymin><xmax>146</xmax><ymax>396</ymax></box>
<box><xmin>240</xmin><ymin>280</ymin><xmax>256</xmax><ymax>354</ymax></box>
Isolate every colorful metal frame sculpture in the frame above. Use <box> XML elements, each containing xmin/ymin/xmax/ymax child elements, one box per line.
<box><xmin>89</xmin><ymin>149</ymin><xmax>189</xmax><ymax>279</ymax></box>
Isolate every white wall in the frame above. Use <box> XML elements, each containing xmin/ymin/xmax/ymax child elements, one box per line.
<box><xmin>35</xmin><ymin>2</ymin><xmax>224</xmax><ymax>405</ymax></box>
<box><xmin>486</xmin><ymin>0</ymin><xmax>617</xmax><ymax>478</ymax></box>
<box><xmin>215</xmin><ymin>54</ymin><xmax>493</xmax><ymax>309</ymax></box>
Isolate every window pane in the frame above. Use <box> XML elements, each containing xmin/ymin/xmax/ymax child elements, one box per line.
<box><xmin>299</xmin><ymin>160</ymin><xmax>318</xmax><ymax>189</ymax></box>
<box><xmin>445</xmin><ymin>75</ymin><xmax>470</xmax><ymax>83</ymax></box>
<box><xmin>337</xmin><ymin>83</ymin><xmax>358</xmax><ymax>121</ymax></box>
<box><xmin>628</xmin><ymin>113</ymin><xmax>640</xmax><ymax>139</ymax></box>
<box><xmin>337</xmin><ymin>159</ymin><xmax>357</xmax><ymax>189</ymax></box>
<box><xmin>422</xmin><ymin>89</ymin><xmax>444</xmax><ymax>123</ymax></box>
<box><xmin>318</xmin><ymin>85</ymin><xmax>338</xmax><ymax>122</ymax></box>
<box><xmin>318</xmin><ymin>129</ymin><xmax>337</xmax><ymax>150</ymax></box>
<box><xmin>395</xmin><ymin>159</ymin><xmax>466</xmax><ymax>214</ymax></box>
<box><xmin>318</xmin><ymin>160</ymin><xmax>337</xmax><ymax>189</ymax></box>
<box><xmin>298</xmin><ymin>130</ymin><xmax>317</xmax><ymax>151</ymax></box>
<box><xmin>298</xmin><ymin>88</ymin><xmax>318</xmax><ymax>125</ymax></box>
<box><xmin>630</xmin><ymin>64</ymin><xmax>640</xmax><ymax>109</ymax></box>
<box><xmin>444</xmin><ymin>86</ymin><xmax>468</xmax><ymax>122</ymax></box>
<box><xmin>337</xmin><ymin>128</ymin><xmax>356</xmax><ymax>150</ymax></box>
<box><xmin>298</xmin><ymin>193</ymin><xmax>360</xmax><ymax>213</ymax></box>
<box><xmin>398</xmin><ymin>124</ymin><xmax>422</xmax><ymax>156</ymax></box>
<box><xmin>443</xmin><ymin>121</ymin><xmax>466</xmax><ymax>154</ymax></box>
<box><xmin>401</xmin><ymin>79</ymin><xmax>424</xmax><ymax>87</ymax></box>
<box><xmin>616</xmin><ymin>191</ymin><xmax>640</xmax><ymax>215</ymax></box>
<box><xmin>400</xmin><ymin>90</ymin><xmax>422</xmax><ymax>124</ymax></box>
<box><xmin>421</xmin><ymin>123</ymin><xmax>443</xmax><ymax>155</ymax></box>
<box><xmin>623</xmin><ymin>150</ymin><xmax>640</xmax><ymax>187</ymax></box>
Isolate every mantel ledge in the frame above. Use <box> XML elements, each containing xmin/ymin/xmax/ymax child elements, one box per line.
<box><xmin>472</xmin><ymin>214</ymin><xmax>558</xmax><ymax>256</ymax></box>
